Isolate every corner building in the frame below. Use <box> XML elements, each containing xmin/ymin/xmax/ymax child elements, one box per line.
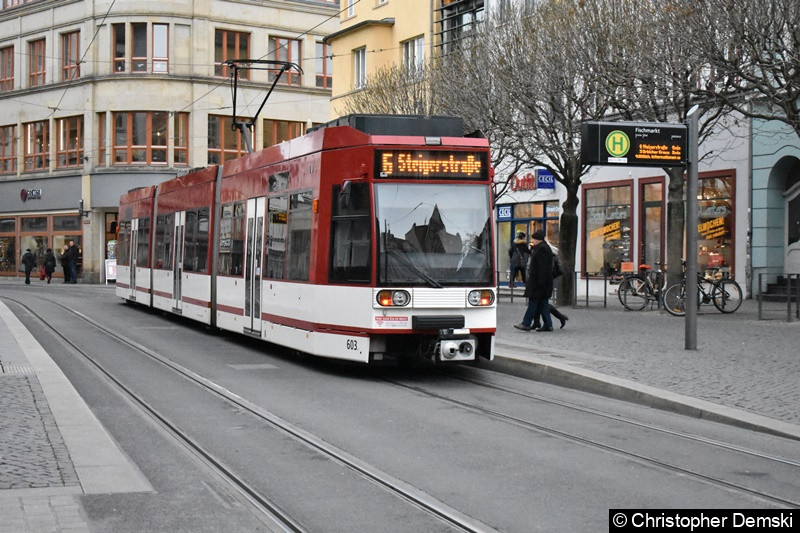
<box><xmin>0</xmin><ymin>0</ymin><xmax>338</xmax><ymax>282</ymax></box>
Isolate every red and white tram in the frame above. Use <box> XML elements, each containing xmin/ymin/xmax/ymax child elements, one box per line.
<box><xmin>117</xmin><ymin>115</ymin><xmax>496</xmax><ymax>364</ymax></box>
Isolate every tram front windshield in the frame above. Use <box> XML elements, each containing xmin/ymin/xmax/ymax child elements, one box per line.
<box><xmin>375</xmin><ymin>183</ymin><xmax>492</xmax><ymax>287</ymax></box>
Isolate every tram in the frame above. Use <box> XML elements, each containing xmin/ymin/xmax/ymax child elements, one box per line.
<box><xmin>116</xmin><ymin>114</ymin><xmax>496</xmax><ymax>364</ymax></box>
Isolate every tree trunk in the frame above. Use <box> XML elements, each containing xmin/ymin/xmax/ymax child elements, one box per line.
<box><xmin>556</xmin><ymin>182</ymin><xmax>580</xmax><ymax>306</ymax></box>
<box><xmin>665</xmin><ymin>168</ymin><xmax>686</xmax><ymax>287</ymax></box>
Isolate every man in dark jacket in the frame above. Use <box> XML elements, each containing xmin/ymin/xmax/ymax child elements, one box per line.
<box><xmin>65</xmin><ymin>240</ymin><xmax>79</xmax><ymax>283</ymax></box>
<box><xmin>21</xmin><ymin>248</ymin><xmax>36</xmax><ymax>285</ymax></box>
<box><xmin>514</xmin><ymin>230</ymin><xmax>554</xmax><ymax>332</ymax></box>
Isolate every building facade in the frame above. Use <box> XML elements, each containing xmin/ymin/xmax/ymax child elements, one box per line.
<box><xmin>0</xmin><ymin>0</ymin><xmax>338</xmax><ymax>282</ymax></box>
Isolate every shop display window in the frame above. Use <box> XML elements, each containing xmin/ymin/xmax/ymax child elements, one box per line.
<box><xmin>583</xmin><ymin>182</ymin><xmax>632</xmax><ymax>275</ymax></box>
<box><xmin>697</xmin><ymin>175</ymin><xmax>734</xmax><ymax>275</ymax></box>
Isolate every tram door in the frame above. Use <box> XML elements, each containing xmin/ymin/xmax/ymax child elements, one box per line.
<box><xmin>127</xmin><ymin>219</ymin><xmax>140</xmax><ymax>300</ymax></box>
<box><xmin>244</xmin><ymin>198</ymin><xmax>265</xmax><ymax>335</ymax></box>
<box><xmin>172</xmin><ymin>212</ymin><xmax>185</xmax><ymax>312</ymax></box>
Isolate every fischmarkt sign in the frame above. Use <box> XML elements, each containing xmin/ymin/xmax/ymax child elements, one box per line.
<box><xmin>581</xmin><ymin>121</ymin><xmax>687</xmax><ymax>167</ymax></box>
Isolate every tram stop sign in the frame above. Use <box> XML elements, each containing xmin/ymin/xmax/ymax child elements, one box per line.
<box><xmin>581</xmin><ymin>121</ymin><xmax>687</xmax><ymax>168</ymax></box>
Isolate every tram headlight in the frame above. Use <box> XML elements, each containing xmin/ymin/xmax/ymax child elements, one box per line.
<box><xmin>377</xmin><ymin>290</ymin><xmax>411</xmax><ymax>307</ymax></box>
<box><xmin>468</xmin><ymin>289</ymin><xmax>495</xmax><ymax>306</ymax></box>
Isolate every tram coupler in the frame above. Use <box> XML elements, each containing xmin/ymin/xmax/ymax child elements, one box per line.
<box><xmin>436</xmin><ymin>329</ymin><xmax>477</xmax><ymax>362</ymax></box>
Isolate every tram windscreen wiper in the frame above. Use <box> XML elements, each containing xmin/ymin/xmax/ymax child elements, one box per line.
<box><xmin>386</xmin><ymin>249</ymin><xmax>442</xmax><ymax>288</ymax></box>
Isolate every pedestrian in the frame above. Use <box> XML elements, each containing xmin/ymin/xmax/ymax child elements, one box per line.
<box><xmin>44</xmin><ymin>248</ymin><xmax>57</xmax><ymax>284</ymax></box>
<box><xmin>508</xmin><ymin>231</ymin><xmax>530</xmax><ymax>288</ymax></box>
<box><xmin>545</xmin><ymin>241</ymin><xmax>569</xmax><ymax>329</ymax></box>
<box><xmin>21</xmin><ymin>248</ymin><xmax>36</xmax><ymax>285</ymax></box>
<box><xmin>514</xmin><ymin>230</ymin><xmax>554</xmax><ymax>332</ymax></box>
<box><xmin>61</xmin><ymin>245</ymin><xmax>71</xmax><ymax>282</ymax></box>
<box><xmin>65</xmin><ymin>240</ymin><xmax>79</xmax><ymax>283</ymax></box>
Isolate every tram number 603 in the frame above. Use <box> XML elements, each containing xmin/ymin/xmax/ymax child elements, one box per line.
<box><xmin>346</xmin><ymin>339</ymin><xmax>358</xmax><ymax>351</ymax></box>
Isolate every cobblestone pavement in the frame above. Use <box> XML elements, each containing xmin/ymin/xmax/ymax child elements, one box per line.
<box><xmin>0</xmin><ymin>297</ymin><xmax>89</xmax><ymax>533</ymax></box>
<box><xmin>0</xmin><ymin>375</ymin><xmax>80</xmax><ymax>490</ymax></box>
<box><xmin>496</xmin><ymin>297</ymin><xmax>800</xmax><ymax>425</ymax></box>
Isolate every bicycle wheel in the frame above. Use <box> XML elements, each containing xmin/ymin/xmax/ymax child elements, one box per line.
<box><xmin>618</xmin><ymin>275</ymin><xmax>648</xmax><ymax>311</ymax></box>
<box><xmin>712</xmin><ymin>279</ymin><xmax>743</xmax><ymax>313</ymax></box>
<box><xmin>662</xmin><ymin>282</ymin><xmax>687</xmax><ymax>316</ymax></box>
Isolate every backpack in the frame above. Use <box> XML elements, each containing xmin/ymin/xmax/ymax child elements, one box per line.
<box><xmin>551</xmin><ymin>254</ymin><xmax>563</xmax><ymax>279</ymax></box>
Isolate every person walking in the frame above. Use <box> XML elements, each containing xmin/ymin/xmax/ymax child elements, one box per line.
<box><xmin>508</xmin><ymin>231</ymin><xmax>530</xmax><ymax>288</ymax></box>
<box><xmin>65</xmin><ymin>240</ymin><xmax>79</xmax><ymax>283</ymax></box>
<box><xmin>44</xmin><ymin>248</ymin><xmax>57</xmax><ymax>284</ymax></box>
<box><xmin>546</xmin><ymin>241</ymin><xmax>569</xmax><ymax>329</ymax></box>
<box><xmin>21</xmin><ymin>248</ymin><xmax>36</xmax><ymax>285</ymax></box>
<box><xmin>514</xmin><ymin>230</ymin><xmax>554</xmax><ymax>332</ymax></box>
<box><xmin>61</xmin><ymin>245</ymin><xmax>71</xmax><ymax>282</ymax></box>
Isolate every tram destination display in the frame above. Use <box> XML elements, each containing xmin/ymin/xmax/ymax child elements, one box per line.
<box><xmin>375</xmin><ymin>150</ymin><xmax>488</xmax><ymax>179</ymax></box>
<box><xmin>581</xmin><ymin>121</ymin><xmax>687</xmax><ymax>168</ymax></box>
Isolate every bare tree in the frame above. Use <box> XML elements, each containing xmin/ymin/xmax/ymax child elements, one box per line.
<box><xmin>677</xmin><ymin>0</ymin><xmax>800</xmax><ymax>138</ymax></box>
<box><xmin>338</xmin><ymin>64</ymin><xmax>435</xmax><ymax>117</ymax></box>
<box><xmin>591</xmin><ymin>0</ymin><xmax>731</xmax><ymax>285</ymax></box>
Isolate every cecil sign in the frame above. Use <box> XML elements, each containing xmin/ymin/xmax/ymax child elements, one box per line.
<box><xmin>581</xmin><ymin>121</ymin><xmax>687</xmax><ymax>168</ymax></box>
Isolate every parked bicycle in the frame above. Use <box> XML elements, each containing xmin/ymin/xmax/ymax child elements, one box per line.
<box><xmin>618</xmin><ymin>262</ymin><xmax>666</xmax><ymax>311</ymax></box>
<box><xmin>662</xmin><ymin>261</ymin><xmax>743</xmax><ymax>316</ymax></box>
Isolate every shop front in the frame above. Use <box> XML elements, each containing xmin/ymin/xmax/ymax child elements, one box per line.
<box><xmin>580</xmin><ymin>170</ymin><xmax>736</xmax><ymax>279</ymax></box>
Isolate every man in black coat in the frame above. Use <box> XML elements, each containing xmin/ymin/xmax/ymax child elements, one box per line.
<box><xmin>514</xmin><ymin>230</ymin><xmax>554</xmax><ymax>332</ymax></box>
<box><xmin>21</xmin><ymin>248</ymin><xmax>36</xmax><ymax>285</ymax></box>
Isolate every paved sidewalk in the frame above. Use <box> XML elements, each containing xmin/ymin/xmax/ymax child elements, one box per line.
<box><xmin>491</xmin><ymin>295</ymin><xmax>800</xmax><ymax>438</ymax></box>
<box><xmin>0</xmin><ymin>295</ymin><xmax>151</xmax><ymax>533</ymax></box>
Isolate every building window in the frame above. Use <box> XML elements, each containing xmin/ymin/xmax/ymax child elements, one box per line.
<box><xmin>347</xmin><ymin>0</ymin><xmax>355</xmax><ymax>17</ymax></box>
<box><xmin>208</xmin><ymin>115</ymin><xmax>251</xmax><ymax>164</ymax></box>
<box><xmin>61</xmin><ymin>31</ymin><xmax>80</xmax><ymax>81</ymax></box>
<box><xmin>215</xmin><ymin>30</ymin><xmax>250</xmax><ymax>79</ymax></box>
<box><xmin>583</xmin><ymin>182</ymin><xmax>632</xmax><ymax>275</ymax></box>
<box><xmin>152</xmin><ymin>24</ymin><xmax>168</xmax><ymax>73</ymax></box>
<box><xmin>132</xmin><ymin>23</ymin><xmax>147</xmax><ymax>72</ymax></box>
<box><xmin>436</xmin><ymin>0</ymin><xmax>485</xmax><ymax>54</ymax></box>
<box><xmin>174</xmin><ymin>112</ymin><xmax>189</xmax><ymax>166</ymax></box>
<box><xmin>402</xmin><ymin>36</ymin><xmax>425</xmax><ymax>75</ymax></box>
<box><xmin>354</xmin><ymin>47</ymin><xmax>366</xmax><ymax>89</ymax></box>
<box><xmin>112</xmin><ymin>23</ymin><xmax>125</xmax><ymax>72</ymax></box>
<box><xmin>1</xmin><ymin>125</ymin><xmax>16</xmax><ymax>174</ymax></box>
<box><xmin>315</xmin><ymin>42</ymin><xmax>332</xmax><ymax>89</ymax></box>
<box><xmin>97</xmin><ymin>112</ymin><xmax>106</xmax><ymax>166</ymax></box>
<box><xmin>697</xmin><ymin>174</ymin><xmax>735</xmax><ymax>274</ymax></box>
<box><xmin>263</xmin><ymin>119</ymin><xmax>304</xmax><ymax>149</ymax></box>
<box><xmin>1</xmin><ymin>46</ymin><xmax>13</xmax><ymax>92</ymax></box>
<box><xmin>24</xmin><ymin>121</ymin><xmax>48</xmax><ymax>171</ymax></box>
<box><xmin>56</xmin><ymin>116</ymin><xmax>83</xmax><ymax>168</ymax></box>
<box><xmin>113</xmin><ymin>111</ymin><xmax>168</xmax><ymax>165</ymax></box>
<box><xmin>29</xmin><ymin>39</ymin><xmax>46</xmax><ymax>87</ymax></box>
<box><xmin>268</xmin><ymin>37</ymin><xmax>302</xmax><ymax>85</ymax></box>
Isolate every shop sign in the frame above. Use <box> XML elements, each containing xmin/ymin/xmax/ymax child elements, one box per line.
<box><xmin>536</xmin><ymin>169</ymin><xmax>555</xmax><ymax>189</ymax></box>
<box><xmin>581</xmin><ymin>121</ymin><xmax>687</xmax><ymax>167</ymax></box>
<box><xmin>589</xmin><ymin>220</ymin><xmax>622</xmax><ymax>240</ymax></box>
<box><xmin>20</xmin><ymin>188</ymin><xmax>43</xmax><ymax>202</ymax></box>
<box><xmin>510</xmin><ymin>172</ymin><xmax>537</xmax><ymax>191</ymax></box>
<box><xmin>699</xmin><ymin>205</ymin><xmax>730</xmax><ymax>218</ymax></box>
<box><xmin>497</xmin><ymin>205</ymin><xmax>512</xmax><ymax>220</ymax></box>
<box><xmin>698</xmin><ymin>216</ymin><xmax>726</xmax><ymax>239</ymax></box>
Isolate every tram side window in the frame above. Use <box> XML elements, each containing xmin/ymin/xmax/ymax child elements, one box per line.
<box><xmin>117</xmin><ymin>220</ymin><xmax>131</xmax><ymax>266</ymax></box>
<box><xmin>287</xmin><ymin>192</ymin><xmax>312</xmax><ymax>281</ymax></box>
<box><xmin>136</xmin><ymin>217</ymin><xmax>150</xmax><ymax>267</ymax></box>
<box><xmin>183</xmin><ymin>208</ymin><xmax>210</xmax><ymax>273</ymax></box>
<box><xmin>330</xmin><ymin>183</ymin><xmax>371</xmax><ymax>283</ymax></box>
<box><xmin>218</xmin><ymin>202</ymin><xmax>246</xmax><ymax>276</ymax></box>
<box><xmin>266</xmin><ymin>196</ymin><xmax>288</xmax><ymax>278</ymax></box>
<box><xmin>155</xmin><ymin>213</ymin><xmax>174</xmax><ymax>269</ymax></box>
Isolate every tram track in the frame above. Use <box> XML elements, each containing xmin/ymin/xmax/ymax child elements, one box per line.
<box><xmin>7</xmin><ymin>296</ymin><xmax>499</xmax><ymax>533</ymax></box>
<box><xmin>386</xmin><ymin>370</ymin><xmax>800</xmax><ymax>508</ymax></box>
